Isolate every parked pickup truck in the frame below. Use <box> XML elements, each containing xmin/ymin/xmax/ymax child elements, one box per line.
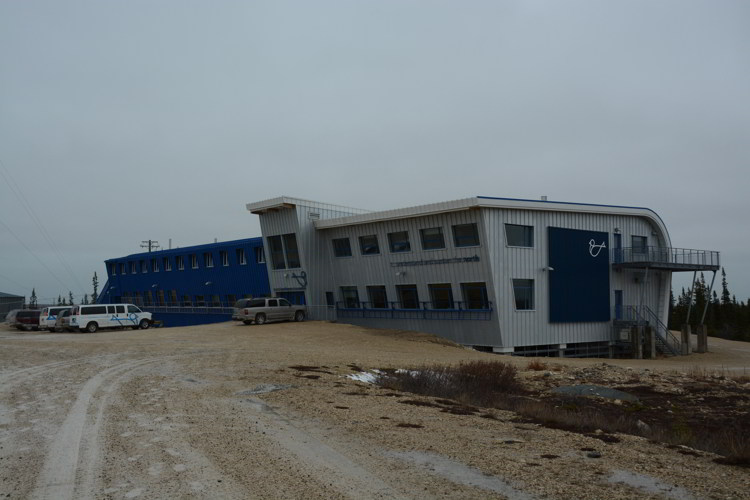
<box><xmin>232</xmin><ymin>298</ymin><xmax>306</xmax><ymax>325</ymax></box>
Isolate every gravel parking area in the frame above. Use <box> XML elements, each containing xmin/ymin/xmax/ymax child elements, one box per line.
<box><xmin>0</xmin><ymin>321</ymin><xmax>748</xmax><ymax>499</ymax></box>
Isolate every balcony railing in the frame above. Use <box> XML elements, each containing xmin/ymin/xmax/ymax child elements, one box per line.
<box><xmin>336</xmin><ymin>300</ymin><xmax>493</xmax><ymax>321</ymax></box>
<box><xmin>612</xmin><ymin>246</ymin><xmax>719</xmax><ymax>270</ymax></box>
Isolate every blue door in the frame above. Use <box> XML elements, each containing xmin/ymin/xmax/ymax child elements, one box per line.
<box><xmin>614</xmin><ymin>290</ymin><xmax>623</xmax><ymax>320</ymax></box>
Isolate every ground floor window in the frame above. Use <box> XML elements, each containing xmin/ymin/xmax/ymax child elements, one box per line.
<box><xmin>182</xmin><ymin>295</ymin><xmax>192</xmax><ymax>306</ymax></box>
<box><xmin>326</xmin><ymin>292</ymin><xmax>335</xmax><ymax>308</ymax></box>
<box><xmin>367</xmin><ymin>286</ymin><xmax>388</xmax><ymax>308</ymax></box>
<box><xmin>461</xmin><ymin>282</ymin><xmax>489</xmax><ymax>309</ymax></box>
<box><xmin>195</xmin><ymin>295</ymin><xmax>205</xmax><ymax>306</ymax></box>
<box><xmin>428</xmin><ymin>283</ymin><xmax>454</xmax><ymax>309</ymax></box>
<box><xmin>340</xmin><ymin>286</ymin><xmax>360</xmax><ymax>308</ymax></box>
<box><xmin>396</xmin><ymin>284</ymin><xmax>420</xmax><ymax>309</ymax></box>
<box><xmin>512</xmin><ymin>279</ymin><xmax>534</xmax><ymax>310</ymax></box>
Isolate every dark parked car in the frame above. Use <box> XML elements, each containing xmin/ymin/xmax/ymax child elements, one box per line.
<box><xmin>10</xmin><ymin>310</ymin><xmax>41</xmax><ymax>331</ymax></box>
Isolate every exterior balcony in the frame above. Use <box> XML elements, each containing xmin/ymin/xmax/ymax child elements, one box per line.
<box><xmin>612</xmin><ymin>247</ymin><xmax>720</xmax><ymax>272</ymax></box>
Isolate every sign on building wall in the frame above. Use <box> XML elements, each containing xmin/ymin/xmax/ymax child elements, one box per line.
<box><xmin>548</xmin><ymin>227</ymin><xmax>610</xmax><ymax>323</ymax></box>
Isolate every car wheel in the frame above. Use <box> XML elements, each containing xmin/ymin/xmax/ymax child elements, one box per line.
<box><xmin>86</xmin><ymin>322</ymin><xmax>98</xmax><ymax>333</ymax></box>
<box><xmin>255</xmin><ymin>313</ymin><xmax>266</xmax><ymax>325</ymax></box>
<box><xmin>294</xmin><ymin>311</ymin><xmax>305</xmax><ymax>322</ymax></box>
<box><xmin>243</xmin><ymin>320</ymin><xmax>253</xmax><ymax>325</ymax></box>
<box><xmin>139</xmin><ymin>319</ymin><xmax>150</xmax><ymax>330</ymax></box>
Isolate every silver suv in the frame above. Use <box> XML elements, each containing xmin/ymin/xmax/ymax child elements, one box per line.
<box><xmin>232</xmin><ymin>298</ymin><xmax>306</xmax><ymax>325</ymax></box>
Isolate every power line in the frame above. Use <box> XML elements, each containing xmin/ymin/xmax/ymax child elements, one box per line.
<box><xmin>0</xmin><ymin>157</ymin><xmax>87</xmax><ymax>294</ymax></box>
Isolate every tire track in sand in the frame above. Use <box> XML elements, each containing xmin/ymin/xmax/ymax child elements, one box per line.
<box><xmin>30</xmin><ymin>358</ymin><xmax>160</xmax><ymax>500</ymax></box>
<box><xmin>0</xmin><ymin>355</ymin><xmax>118</xmax><ymax>389</ymax></box>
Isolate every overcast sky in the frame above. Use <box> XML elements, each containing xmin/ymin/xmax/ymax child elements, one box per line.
<box><xmin>1</xmin><ymin>0</ymin><xmax>748</xmax><ymax>304</ymax></box>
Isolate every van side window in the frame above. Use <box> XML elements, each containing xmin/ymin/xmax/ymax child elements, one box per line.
<box><xmin>127</xmin><ymin>305</ymin><xmax>141</xmax><ymax>313</ymax></box>
<box><xmin>116</xmin><ymin>305</ymin><xmax>125</xmax><ymax>314</ymax></box>
<box><xmin>107</xmin><ymin>306</ymin><xmax>115</xmax><ymax>314</ymax></box>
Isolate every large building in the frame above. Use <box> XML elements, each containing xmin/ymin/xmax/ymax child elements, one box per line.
<box><xmin>247</xmin><ymin>196</ymin><xmax>720</xmax><ymax>356</ymax></box>
<box><xmin>100</xmin><ymin>238</ymin><xmax>270</xmax><ymax>326</ymax></box>
<box><xmin>0</xmin><ymin>291</ymin><xmax>25</xmax><ymax>321</ymax></box>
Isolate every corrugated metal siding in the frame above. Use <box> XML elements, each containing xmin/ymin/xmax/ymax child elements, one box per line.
<box><xmin>482</xmin><ymin>208</ymin><xmax>666</xmax><ymax>348</ymax></box>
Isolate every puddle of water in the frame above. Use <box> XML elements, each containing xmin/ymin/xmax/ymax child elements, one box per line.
<box><xmin>386</xmin><ymin>450</ymin><xmax>536</xmax><ymax>499</ymax></box>
<box><xmin>608</xmin><ymin>470</ymin><xmax>696</xmax><ymax>500</ymax></box>
<box><xmin>236</xmin><ymin>384</ymin><xmax>294</xmax><ymax>395</ymax></box>
<box><xmin>551</xmin><ymin>384</ymin><xmax>639</xmax><ymax>402</ymax></box>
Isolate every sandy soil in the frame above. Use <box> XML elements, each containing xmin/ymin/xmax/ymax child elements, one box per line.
<box><xmin>0</xmin><ymin>321</ymin><xmax>748</xmax><ymax>499</ymax></box>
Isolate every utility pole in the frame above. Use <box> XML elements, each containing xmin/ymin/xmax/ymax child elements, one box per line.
<box><xmin>140</xmin><ymin>240</ymin><xmax>160</xmax><ymax>252</ymax></box>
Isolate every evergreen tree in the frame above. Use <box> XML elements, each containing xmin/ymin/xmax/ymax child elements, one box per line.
<box><xmin>30</xmin><ymin>288</ymin><xmax>37</xmax><ymax>308</ymax></box>
<box><xmin>83</xmin><ymin>294</ymin><xmax>89</xmax><ymax>305</ymax></box>
<box><xmin>61</xmin><ymin>297</ymin><xmax>67</xmax><ymax>306</ymax></box>
<box><xmin>68</xmin><ymin>291</ymin><xmax>74</xmax><ymax>305</ymax></box>
<box><xmin>57</xmin><ymin>295</ymin><xmax>62</xmax><ymax>306</ymax></box>
<box><xmin>720</xmin><ymin>268</ymin><xmax>731</xmax><ymax>305</ymax></box>
<box><xmin>91</xmin><ymin>272</ymin><xmax>99</xmax><ymax>304</ymax></box>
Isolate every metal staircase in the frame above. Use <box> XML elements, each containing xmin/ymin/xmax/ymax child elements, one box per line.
<box><xmin>613</xmin><ymin>305</ymin><xmax>681</xmax><ymax>356</ymax></box>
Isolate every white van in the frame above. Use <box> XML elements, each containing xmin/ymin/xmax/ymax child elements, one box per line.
<box><xmin>40</xmin><ymin>306</ymin><xmax>73</xmax><ymax>332</ymax></box>
<box><xmin>69</xmin><ymin>304</ymin><xmax>152</xmax><ymax>333</ymax></box>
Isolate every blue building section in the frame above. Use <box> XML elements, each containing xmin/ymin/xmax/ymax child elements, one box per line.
<box><xmin>548</xmin><ymin>227</ymin><xmax>611</xmax><ymax>323</ymax></box>
<box><xmin>99</xmin><ymin>238</ymin><xmax>271</xmax><ymax>327</ymax></box>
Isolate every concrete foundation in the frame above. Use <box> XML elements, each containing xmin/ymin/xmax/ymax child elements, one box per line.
<box><xmin>631</xmin><ymin>326</ymin><xmax>643</xmax><ymax>359</ymax></box>
<box><xmin>681</xmin><ymin>324</ymin><xmax>692</xmax><ymax>355</ymax></box>
<box><xmin>646</xmin><ymin>326</ymin><xmax>656</xmax><ymax>359</ymax></box>
<box><xmin>696</xmin><ymin>324</ymin><xmax>708</xmax><ymax>353</ymax></box>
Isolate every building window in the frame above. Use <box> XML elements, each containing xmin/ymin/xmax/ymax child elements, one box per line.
<box><xmin>219</xmin><ymin>251</ymin><xmax>229</xmax><ymax>267</ymax></box>
<box><xmin>190</xmin><ymin>254</ymin><xmax>198</xmax><ymax>269</ymax></box>
<box><xmin>170</xmin><ymin>290</ymin><xmax>178</xmax><ymax>306</ymax></box>
<box><xmin>461</xmin><ymin>282</ymin><xmax>489</xmax><ymax>310</ymax></box>
<box><xmin>176</xmin><ymin>256</ymin><xmax>185</xmax><ymax>271</ymax></box>
<box><xmin>163</xmin><ymin>257</ymin><xmax>172</xmax><ymax>272</ymax></box>
<box><xmin>144</xmin><ymin>291</ymin><xmax>153</xmax><ymax>306</ymax></box>
<box><xmin>283</xmin><ymin>234</ymin><xmax>301</xmax><ymax>268</ymax></box>
<box><xmin>110</xmin><ymin>263</ymin><xmax>116</xmax><ymax>276</ymax></box>
<box><xmin>140</xmin><ymin>260</ymin><xmax>147</xmax><ymax>273</ymax></box>
<box><xmin>452</xmin><ymin>223</ymin><xmax>480</xmax><ymax>247</ymax></box>
<box><xmin>325</xmin><ymin>292</ymin><xmax>335</xmax><ymax>309</ymax></box>
<box><xmin>120</xmin><ymin>263</ymin><xmax>126</xmax><ymax>275</ymax></box>
<box><xmin>505</xmin><ymin>224</ymin><xmax>534</xmax><ymax>247</ymax></box>
<box><xmin>254</xmin><ymin>246</ymin><xmax>264</xmax><ymax>264</ymax></box>
<box><xmin>227</xmin><ymin>294</ymin><xmax>236</xmax><ymax>306</ymax></box>
<box><xmin>268</xmin><ymin>236</ymin><xmax>286</xmax><ymax>270</ymax></box>
<box><xmin>388</xmin><ymin>231</ymin><xmax>411</xmax><ymax>253</ymax></box>
<box><xmin>340</xmin><ymin>286</ymin><xmax>360</xmax><ymax>308</ymax></box>
<box><xmin>396</xmin><ymin>284</ymin><xmax>420</xmax><ymax>309</ymax></box>
<box><xmin>332</xmin><ymin>238</ymin><xmax>352</xmax><ymax>257</ymax></box>
<box><xmin>367</xmin><ymin>286</ymin><xmax>388</xmax><ymax>309</ymax></box>
<box><xmin>157</xmin><ymin>290</ymin><xmax>165</xmax><ymax>306</ymax></box>
<box><xmin>428</xmin><ymin>283</ymin><xmax>454</xmax><ymax>309</ymax></box>
<box><xmin>632</xmin><ymin>235</ymin><xmax>648</xmax><ymax>254</ymax></box>
<box><xmin>512</xmin><ymin>279</ymin><xmax>534</xmax><ymax>310</ymax></box>
<box><xmin>131</xmin><ymin>262</ymin><xmax>137</xmax><ymax>274</ymax></box>
<box><xmin>195</xmin><ymin>295</ymin><xmax>205</xmax><ymax>307</ymax></box>
<box><xmin>182</xmin><ymin>294</ymin><xmax>192</xmax><ymax>306</ymax></box>
<box><xmin>237</xmin><ymin>248</ymin><xmax>247</xmax><ymax>265</ymax></box>
<box><xmin>152</xmin><ymin>258</ymin><xmax>159</xmax><ymax>272</ymax></box>
<box><xmin>211</xmin><ymin>294</ymin><xmax>221</xmax><ymax>307</ymax></box>
<box><xmin>359</xmin><ymin>235</ymin><xmax>380</xmax><ymax>255</ymax></box>
<box><xmin>204</xmin><ymin>252</ymin><xmax>214</xmax><ymax>268</ymax></box>
<box><xmin>420</xmin><ymin>227</ymin><xmax>445</xmax><ymax>250</ymax></box>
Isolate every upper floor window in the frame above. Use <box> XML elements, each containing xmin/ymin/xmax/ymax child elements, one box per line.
<box><xmin>151</xmin><ymin>258</ymin><xmax>159</xmax><ymax>272</ymax></box>
<box><xmin>452</xmin><ymin>223</ymin><xmax>480</xmax><ymax>247</ymax></box>
<box><xmin>268</xmin><ymin>235</ymin><xmax>286</xmax><ymax>270</ymax></box>
<box><xmin>420</xmin><ymin>227</ymin><xmax>445</xmax><ymax>250</ymax></box>
<box><xmin>130</xmin><ymin>262</ymin><xmax>137</xmax><ymax>274</ymax></box>
<box><xmin>220</xmin><ymin>250</ymin><xmax>229</xmax><ymax>267</ymax></box>
<box><xmin>204</xmin><ymin>252</ymin><xmax>214</xmax><ymax>268</ymax></box>
<box><xmin>505</xmin><ymin>224</ymin><xmax>534</xmax><ymax>247</ymax></box>
<box><xmin>120</xmin><ymin>263</ymin><xmax>126</xmax><ymax>275</ymax></box>
<box><xmin>388</xmin><ymin>231</ymin><xmax>411</xmax><ymax>253</ymax></box>
<box><xmin>332</xmin><ymin>238</ymin><xmax>352</xmax><ymax>257</ymax></box>
<box><xmin>163</xmin><ymin>257</ymin><xmax>172</xmax><ymax>272</ymax></box>
<box><xmin>359</xmin><ymin>235</ymin><xmax>380</xmax><ymax>255</ymax></box>
<box><xmin>176</xmin><ymin>255</ymin><xmax>184</xmax><ymax>271</ymax></box>
<box><xmin>237</xmin><ymin>248</ymin><xmax>247</xmax><ymax>265</ymax></box>
<box><xmin>283</xmin><ymin>234</ymin><xmax>300</xmax><ymax>268</ymax></box>
<box><xmin>632</xmin><ymin>235</ymin><xmax>648</xmax><ymax>254</ymax></box>
<box><xmin>254</xmin><ymin>246</ymin><xmax>265</xmax><ymax>264</ymax></box>
<box><xmin>110</xmin><ymin>263</ymin><xmax>116</xmax><ymax>276</ymax></box>
<box><xmin>190</xmin><ymin>254</ymin><xmax>198</xmax><ymax>269</ymax></box>
<box><xmin>140</xmin><ymin>260</ymin><xmax>147</xmax><ymax>273</ymax></box>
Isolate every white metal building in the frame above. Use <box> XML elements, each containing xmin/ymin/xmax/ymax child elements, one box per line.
<box><xmin>247</xmin><ymin>196</ymin><xmax>719</xmax><ymax>356</ymax></box>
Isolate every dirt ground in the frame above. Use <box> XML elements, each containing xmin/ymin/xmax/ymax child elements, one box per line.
<box><xmin>0</xmin><ymin>321</ymin><xmax>748</xmax><ymax>500</ymax></box>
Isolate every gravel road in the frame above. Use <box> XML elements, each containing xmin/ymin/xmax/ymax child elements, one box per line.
<box><xmin>0</xmin><ymin>321</ymin><xmax>748</xmax><ymax>499</ymax></box>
